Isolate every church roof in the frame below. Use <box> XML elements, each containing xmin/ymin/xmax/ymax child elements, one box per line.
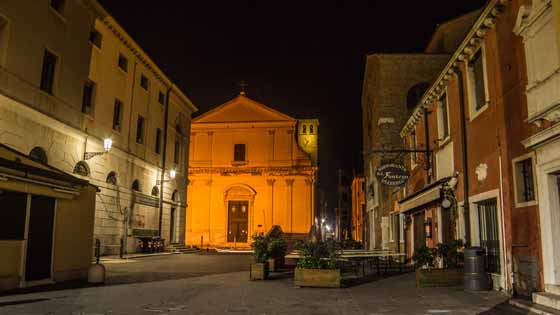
<box><xmin>193</xmin><ymin>94</ymin><xmax>295</xmax><ymax>124</ymax></box>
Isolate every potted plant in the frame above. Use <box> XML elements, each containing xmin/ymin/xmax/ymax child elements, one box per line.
<box><xmin>293</xmin><ymin>240</ymin><xmax>341</xmax><ymax>288</ymax></box>
<box><xmin>250</xmin><ymin>235</ymin><xmax>269</xmax><ymax>280</ymax></box>
<box><xmin>267</xmin><ymin>237</ymin><xmax>287</xmax><ymax>272</ymax></box>
<box><xmin>414</xmin><ymin>240</ymin><xmax>464</xmax><ymax>288</ymax></box>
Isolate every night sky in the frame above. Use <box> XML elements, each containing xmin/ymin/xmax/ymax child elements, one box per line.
<box><xmin>98</xmin><ymin>0</ymin><xmax>487</xmax><ymax>207</ymax></box>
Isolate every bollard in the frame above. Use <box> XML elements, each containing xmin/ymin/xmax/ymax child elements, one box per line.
<box><xmin>89</xmin><ymin>239</ymin><xmax>106</xmax><ymax>284</ymax></box>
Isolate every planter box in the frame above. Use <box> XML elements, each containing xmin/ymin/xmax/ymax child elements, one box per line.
<box><xmin>416</xmin><ymin>269</ymin><xmax>464</xmax><ymax>288</ymax></box>
<box><xmin>250</xmin><ymin>263</ymin><xmax>269</xmax><ymax>280</ymax></box>
<box><xmin>268</xmin><ymin>257</ymin><xmax>285</xmax><ymax>272</ymax></box>
<box><xmin>294</xmin><ymin>268</ymin><xmax>341</xmax><ymax>288</ymax></box>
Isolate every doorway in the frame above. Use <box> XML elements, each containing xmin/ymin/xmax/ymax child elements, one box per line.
<box><xmin>227</xmin><ymin>201</ymin><xmax>249</xmax><ymax>243</ymax></box>
<box><xmin>413</xmin><ymin>212</ymin><xmax>425</xmax><ymax>252</ymax></box>
<box><xmin>25</xmin><ymin>195</ymin><xmax>56</xmax><ymax>282</ymax></box>
<box><xmin>170</xmin><ymin>207</ymin><xmax>176</xmax><ymax>243</ymax></box>
<box><xmin>477</xmin><ymin>198</ymin><xmax>500</xmax><ymax>274</ymax></box>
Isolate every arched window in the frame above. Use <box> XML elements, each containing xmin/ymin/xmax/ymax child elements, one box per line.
<box><xmin>29</xmin><ymin>147</ymin><xmax>48</xmax><ymax>164</ymax></box>
<box><xmin>106</xmin><ymin>171</ymin><xmax>118</xmax><ymax>185</ymax></box>
<box><xmin>172</xmin><ymin>190</ymin><xmax>178</xmax><ymax>202</ymax></box>
<box><xmin>151</xmin><ymin>186</ymin><xmax>159</xmax><ymax>196</ymax></box>
<box><xmin>310</xmin><ymin>125</ymin><xmax>314</xmax><ymax>134</ymax></box>
<box><xmin>73</xmin><ymin>161</ymin><xmax>90</xmax><ymax>177</ymax></box>
<box><xmin>406</xmin><ymin>82</ymin><xmax>430</xmax><ymax>110</ymax></box>
<box><xmin>132</xmin><ymin>180</ymin><xmax>141</xmax><ymax>192</ymax></box>
<box><xmin>302</xmin><ymin>125</ymin><xmax>307</xmax><ymax>134</ymax></box>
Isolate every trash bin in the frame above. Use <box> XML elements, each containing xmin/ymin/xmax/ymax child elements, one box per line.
<box><xmin>464</xmin><ymin>247</ymin><xmax>489</xmax><ymax>291</ymax></box>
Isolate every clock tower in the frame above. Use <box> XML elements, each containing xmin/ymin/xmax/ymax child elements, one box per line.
<box><xmin>297</xmin><ymin>119</ymin><xmax>319</xmax><ymax>166</ymax></box>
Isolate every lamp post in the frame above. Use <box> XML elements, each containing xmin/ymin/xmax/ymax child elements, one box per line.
<box><xmin>84</xmin><ymin>138</ymin><xmax>112</xmax><ymax>160</ymax></box>
<box><xmin>156</xmin><ymin>168</ymin><xmax>176</xmax><ymax>186</ymax></box>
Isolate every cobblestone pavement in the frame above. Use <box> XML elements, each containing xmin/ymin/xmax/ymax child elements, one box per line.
<box><xmin>0</xmin><ymin>261</ymin><xmax>531</xmax><ymax>315</ymax></box>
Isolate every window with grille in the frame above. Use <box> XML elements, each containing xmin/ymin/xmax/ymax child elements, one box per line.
<box><xmin>82</xmin><ymin>80</ymin><xmax>95</xmax><ymax>115</ymax></box>
<box><xmin>40</xmin><ymin>50</ymin><xmax>57</xmax><ymax>94</ymax></box>
<box><xmin>234</xmin><ymin>144</ymin><xmax>246</xmax><ymax>162</ymax></box>
<box><xmin>112</xmin><ymin>99</ymin><xmax>123</xmax><ymax>131</ymax></box>
<box><xmin>514</xmin><ymin>157</ymin><xmax>536</xmax><ymax>204</ymax></box>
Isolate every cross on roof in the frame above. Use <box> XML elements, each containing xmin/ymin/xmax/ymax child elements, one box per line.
<box><xmin>239</xmin><ymin>81</ymin><xmax>248</xmax><ymax>96</ymax></box>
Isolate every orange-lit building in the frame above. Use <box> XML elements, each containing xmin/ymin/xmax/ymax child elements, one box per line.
<box><xmin>351</xmin><ymin>176</ymin><xmax>366</xmax><ymax>243</ymax></box>
<box><xmin>186</xmin><ymin>93</ymin><xmax>318</xmax><ymax>248</ymax></box>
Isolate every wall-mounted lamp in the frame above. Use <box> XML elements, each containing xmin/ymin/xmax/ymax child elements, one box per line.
<box><xmin>156</xmin><ymin>169</ymin><xmax>177</xmax><ymax>185</ymax></box>
<box><xmin>424</xmin><ymin>219</ymin><xmax>433</xmax><ymax>239</ymax></box>
<box><xmin>84</xmin><ymin>138</ymin><xmax>112</xmax><ymax>160</ymax></box>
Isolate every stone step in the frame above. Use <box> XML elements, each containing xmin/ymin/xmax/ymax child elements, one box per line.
<box><xmin>510</xmin><ymin>298</ymin><xmax>560</xmax><ymax>315</ymax></box>
<box><xmin>534</xmin><ymin>293</ymin><xmax>560</xmax><ymax>311</ymax></box>
<box><xmin>547</xmin><ymin>285</ymin><xmax>560</xmax><ymax>296</ymax></box>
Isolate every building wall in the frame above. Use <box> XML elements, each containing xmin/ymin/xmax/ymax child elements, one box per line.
<box><xmin>351</xmin><ymin>176</ymin><xmax>365</xmax><ymax>242</ymax></box>
<box><xmin>361</xmin><ymin>54</ymin><xmax>449</xmax><ymax>249</ymax></box>
<box><xmin>0</xmin><ymin>1</ymin><xmax>197</xmax><ymax>255</ymax></box>
<box><xmin>399</xmin><ymin>0</ymin><xmax>541</xmax><ymax>294</ymax></box>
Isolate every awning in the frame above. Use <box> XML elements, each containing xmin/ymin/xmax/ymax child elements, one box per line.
<box><xmin>398</xmin><ymin>176</ymin><xmax>451</xmax><ymax>213</ymax></box>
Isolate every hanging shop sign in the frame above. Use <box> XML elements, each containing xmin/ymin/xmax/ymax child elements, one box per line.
<box><xmin>375</xmin><ymin>163</ymin><xmax>409</xmax><ymax>186</ymax></box>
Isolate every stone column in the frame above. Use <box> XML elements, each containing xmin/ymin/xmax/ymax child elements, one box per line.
<box><xmin>267</xmin><ymin>178</ymin><xmax>275</xmax><ymax>230</ymax></box>
<box><xmin>286</xmin><ymin>178</ymin><xmax>294</xmax><ymax>233</ymax></box>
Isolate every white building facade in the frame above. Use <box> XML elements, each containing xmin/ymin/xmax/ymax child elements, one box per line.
<box><xmin>0</xmin><ymin>0</ymin><xmax>197</xmax><ymax>256</ymax></box>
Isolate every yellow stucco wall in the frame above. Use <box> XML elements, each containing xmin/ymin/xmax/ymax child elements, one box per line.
<box><xmin>186</xmin><ymin>95</ymin><xmax>318</xmax><ymax>247</ymax></box>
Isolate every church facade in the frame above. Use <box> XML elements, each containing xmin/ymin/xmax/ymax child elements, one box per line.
<box><xmin>186</xmin><ymin>94</ymin><xmax>318</xmax><ymax>248</ymax></box>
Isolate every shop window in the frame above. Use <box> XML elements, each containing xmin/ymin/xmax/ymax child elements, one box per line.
<box><xmin>29</xmin><ymin>147</ymin><xmax>48</xmax><ymax>164</ymax></box>
<box><xmin>0</xmin><ymin>190</ymin><xmax>27</xmax><ymax>239</ymax></box>
<box><xmin>513</xmin><ymin>155</ymin><xmax>537</xmax><ymax>206</ymax></box>
<box><xmin>234</xmin><ymin>144</ymin><xmax>246</xmax><ymax>162</ymax></box>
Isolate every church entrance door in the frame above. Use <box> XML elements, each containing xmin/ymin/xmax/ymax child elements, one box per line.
<box><xmin>227</xmin><ymin>201</ymin><xmax>249</xmax><ymax>243</ymax></box>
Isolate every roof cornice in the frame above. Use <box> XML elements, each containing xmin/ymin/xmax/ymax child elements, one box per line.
<box><xmin>400</xmin><ymin>0</ymin><xmax>508</xmax><ymax>138</ymax></box>
<box><xmin>86</xmin><ymin>1</ymin><xmax>198</xmax><ymax>113</ymax></box>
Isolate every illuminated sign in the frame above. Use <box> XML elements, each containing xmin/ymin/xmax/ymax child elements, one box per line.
<box><xmin>375</xmin><ymin>164</ymin><xmax>409</xmax><ymax>186</ymax></box>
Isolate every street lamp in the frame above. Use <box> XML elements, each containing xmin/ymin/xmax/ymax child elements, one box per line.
<box><xmin>84</xmin><ymin>138</ymin><xmax>112</xmax><ymax>160</ymax></box>
<box><xmin>156</xmin><ymin>169</ymin><xmax>177</xmax><ymax>185</ymax></box>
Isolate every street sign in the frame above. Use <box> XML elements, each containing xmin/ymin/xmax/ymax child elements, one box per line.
<box><xmin>375</xmin><ymin>164</ymin><xmax>409</xmax><ymax>186</ymax></box>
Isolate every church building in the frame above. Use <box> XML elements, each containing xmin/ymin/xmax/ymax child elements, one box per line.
<box><xmin>186</xmin><ymin>93</ymin><xmax>318</xmax><ymax>248</ymax></box>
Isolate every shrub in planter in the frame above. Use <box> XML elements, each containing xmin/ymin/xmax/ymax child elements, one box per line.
<box><xmin>293</xmin><ymin>240</ymin><xmax>340</xmax><ymax>288</ymax></box>
<box><xmin>414</xmin><ymin>241</ymin><xmax>465</xmax><ymax>288</ymax></box>
<box><xmin>250</xmin><ymin>236</ymin><xmax>269</xmax><ymax>280</ymax></box>
<box><xmin>267</xmin><ymin>238</ymin><xmax>287</xmax><ymax>272</ymax></box>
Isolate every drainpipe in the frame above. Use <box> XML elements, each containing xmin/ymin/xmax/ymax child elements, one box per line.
<box><xmin>457</xmin><ymin>68</ymin><xmax>471</xmax><ymax>245</ymax></box>
<box><xmin>158</xmin><ymin>87</ymin><xmax>171</xmax><ymax>236</ymax></box>
<box><xmin>423</xmin><ymin>108</ymin><xmax>432</xmax><ymax>184</ymax></box>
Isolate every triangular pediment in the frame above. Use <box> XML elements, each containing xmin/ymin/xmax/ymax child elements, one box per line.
<box><xmin>193</xmin><ymin>95</ymin><xmax>295</xmax><ymax>123</ymax></box>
